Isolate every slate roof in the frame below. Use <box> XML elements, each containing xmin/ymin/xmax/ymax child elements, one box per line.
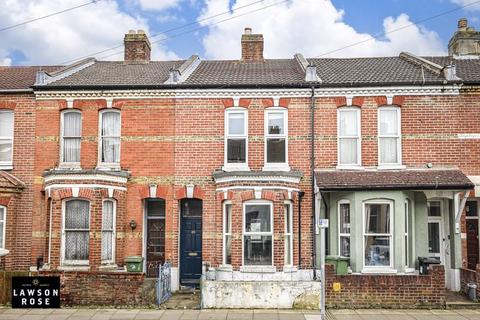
<box><xmin>308</xmin><ymin>57</ymin><xmax>444</xmax><ymax>86</ymax></box>
<box><xmin>44</xmin><ymin>60</ymin><xmax>184</xmax><ymax>87</ymax></box>
<box><xmin>0</xmin><ymin>66</ymin><xmax>60</xmax><ymax>90</ymax></box>
<box><xmin>315</xmin><ymin>169</ymin><xmax>474</xmax><ymax>191</ymax></box>
<box><xmin>424</xmin><ymin>57</ymin><xmax>480</xmax><ymax>83</ymax></box>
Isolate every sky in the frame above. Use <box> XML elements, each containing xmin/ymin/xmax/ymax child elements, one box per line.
<box><xmin>0</xmin><ymin>0</ymin><xmax>479</xmax><ymax>66</ymax></box>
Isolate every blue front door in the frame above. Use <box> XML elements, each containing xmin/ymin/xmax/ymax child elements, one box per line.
<box><xmin>180</xmin><ymin>199</ymin><xmax>202</xmax><ymax>287</ymax></box>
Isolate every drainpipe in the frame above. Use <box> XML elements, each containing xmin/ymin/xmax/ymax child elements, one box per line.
<box><xmin>321</xmin><ymin>191</ymin><xmax>329</xmax><ymax>255</ymax></box>
<box><xmin>310</xmin><ymin>84</ymin><xmax>317</xmax><ymax>279</ymax></box>
<box><xmin>298</xmin><ymin>191</ymin><xmax>305</xmax><ymax>268</ymax></box>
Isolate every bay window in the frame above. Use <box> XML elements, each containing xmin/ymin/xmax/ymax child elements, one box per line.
<box><xmin>0</xmin><ymin>110</ymin><xmax>14</xmax><ymax>169</ymax></box>
<box><xmin>61</xmin><ymin>110</ymin><xmax>82</xmax><ymax>165</ymax></box>
<box><xmin>99</xmin><ymin>110</ymin><xmax>121</xmax><ymax>166</ymax></box>
<box><xmin>338</xmin><ymin>200</ymin><xmax>351</xmax><ymax>257</ymax></box>
<box><xmin>223</xmin><ymin>202</ymin><xmax>232</xmax><ymax>265</ymax></box>
<box><xmin>243</xmin><ymin>202</ymin><xmax>273</xmax><ymax>266</ymax></box>
<box><xmin>364</xmin><ymin>201</ymin><xmax>393</xmax><ymax>269</ymax></box>
<box><xmin>62</xmin><ymin>199</ymin><xmax>90</xmax><ymax>264</ymax></box>
<box><xmin>224</xmin><ymin>109</ymin><xmax>248</xmax><ymax>170</ymax></box>
<box><xmin>101</xmin><ymin>200</ymin><xmax>116</xmax><ymax>263</ymax></box>
<box><xmin>265</xmin><ymin>109</ymin><xmax>288</xmax><ymax>169</ymax></box>
<box><xmin>338</xmin><ymin>108</ymin><xmax>361</xmax><ymax>167</ymax></box>
<box><xmin>284</xmin><ymin>202</ymin><xmax>293</xmax><ymax>266</ymax></box>
<box><xmin>378</xmin><ymin>107</ymin><xmax>401</xmax><ymax>166</ymax></box>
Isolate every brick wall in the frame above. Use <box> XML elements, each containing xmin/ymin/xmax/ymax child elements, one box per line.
<box><xmin>325</xmin><ymin>264</ymin><xmax>446</xmax><ymax>308</ymax></box>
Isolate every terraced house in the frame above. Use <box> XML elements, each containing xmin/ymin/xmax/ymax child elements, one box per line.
<box><xmin>1</xmin><ymin>19</ymin><xmax>480</xmax><ymax>308</ymax></box>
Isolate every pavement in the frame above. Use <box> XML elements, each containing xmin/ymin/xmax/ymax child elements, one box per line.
<box><xmin>2</xmin><ymin>308</ymin><xmax>480</xmax><ymax>320</ymax></box>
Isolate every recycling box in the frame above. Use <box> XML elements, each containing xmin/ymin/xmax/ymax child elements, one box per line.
<box><xmin>125</xmin><ymin>256</ymin><xmax>144</xmax><ymax>272</ymax></box>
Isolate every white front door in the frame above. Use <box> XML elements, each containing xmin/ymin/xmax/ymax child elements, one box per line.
<box><xmin>427</xmin><ymin>218</ymin><xmax>443</xmax><ymax>262</ymax></box>
<box><xmin>427</xmin><ymin>200</ymin><xmax>451</xmax><ymax>288</ymax></box>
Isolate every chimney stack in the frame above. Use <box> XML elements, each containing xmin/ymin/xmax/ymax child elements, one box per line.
<box><xmin>241</xmin><ymin>27</ymin><xmax>264</xmax><ymax>62</ymax></box>
<box><xmin>448</xmin><ymin>18</ymin><xmax>480</xmax><ymax>58</ymax></box>
<box><xmin>124</xmin><ymin>29</ymin><xmax>151</xmax><ymax>64</ymax></box>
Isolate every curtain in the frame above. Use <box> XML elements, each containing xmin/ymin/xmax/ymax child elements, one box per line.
<box><xmin>379</xmin><ymin>109</ymin><xmax>398</xmax><ymax>135</ymax></box>
<box><xmin>379</xmin><ymin>137</ymin><xmax>398</xmax><ymax>164</ymax></box>
<box><xmin>339</xmin><ymin>110</ymin><xmax>358</xmax><ymax>136</ymax></box>
<box><xmin>62</xmin><ymin>112</ymin><xmax>81</xmax><ymax>163</ymax></box>
<box><xmin>65</xmin><ymin>200</ymin><xmax>89</xmax><ymax>260</ymax></box>
<box><xmin>228</xmin><ymin>113</ymin><xmax>245</xmax><ymax>135</ymax></box>
<box><xmin>101</xmin><ymin>112</ymin><xmax>120</xmax><ymax>163</ymax></box>
<box><xmin>339</xmin><ymin>138</ymin><xmax>357</xmax><ymax>164</ymax></box>
<box><xmin>0</xmin><ymin>111</ymin><xmax>14</xmax><ymax>162</ymax></box>
<box><xmin>101</xmin><ymin>201</ymin><xmax>114</xmax><ymax>261</ymax></box>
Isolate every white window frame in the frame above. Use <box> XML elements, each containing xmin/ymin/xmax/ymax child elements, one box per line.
<box><xmin>61</xmin><ymin>199</ymin><xmax>90</xmax><ymax>266</ymax></box>
<box><xmin>264</xmin><ymin>107</ymin><xmax>289</xmax><ymax>171</ymax></box>
<box><xmin>284</xmin><ymin>201</ymin><xmax>293</xmax><ymax>266</ymax></box>
<box><xmin>242</xmin><ymin>200</ymin><xmax>274</xmax><ymax>266</ymax></box>
<box><xmin>338</xmin><ymin>199</ymin><xmax>351</xmax><ymax>257</ymax></box>
<box><xmin>362</xmin><ymin>199</ymin><xmax>396</xmax><ymax>273</ymax></box>
<box><xmin>0</xmin><ymin>109</ymin><xmax>14</xmax><ymax>170</ymax></box>
<box><xmin>60</xmin><ymin>109</ymin><xmax>82</xmax><ymax>168</ymax></box>
<box><xmin>377</xmin><ymin>106</ymin><xmax>403</xmax><ymax>168</ymax></box>
<box><xmin>0</xmin><ymin>206</ymin><xmax>6</xmax><ymax>249</ymax></box>
<box><xmin>101</xmin><ymin>199</ymin><xmax>116</xmax><ymax>264</ymax></box>
<box><xmin>337</xmin><ymin>107</ymin><xmax>362</xmax><ymax>168</ymax></box>
<box><xmin>404</xmin><ymin>198</ymin><xmax>415</xmax><ymax>273</ymax></box>
<box><xmin>223</xmin><ymin>201</ymin><xmax>232</xmax><ymax>265</ymax></box>
<box><xmin>98</xmin><ymin>109</ymin><xmax>121</xmax><ymax>169</ymax></box>
<box><xmin>223</xmin><ymin>108</ymin><xmax>249</xmax><ymax>171</ymax></box>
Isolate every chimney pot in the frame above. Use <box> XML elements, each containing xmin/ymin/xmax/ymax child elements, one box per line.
<box><xmin>458</xmin><ymin>18</ymin><xmax>468</xmax><ymax>29</ymax></box>
<box><xmin>241</xmin><ymin>28</ymin><xmax>264</xmax><ymax>62</ymax></box>
<box><xmin>124</xmin><ymin>30</ymin><xmax>151</xmax><ymax>64</ymax></box>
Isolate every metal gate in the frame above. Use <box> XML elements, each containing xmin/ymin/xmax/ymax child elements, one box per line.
<box><xmin>156</xmin><ymin>261</ymin><xmax>172</xmax><ymax>305</ymax></box>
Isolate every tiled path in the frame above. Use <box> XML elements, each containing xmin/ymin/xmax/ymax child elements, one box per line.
<box><xmin>2</xmin><ymin>308</ymin><xmax>480</xmax><ymax>320</ymax></box>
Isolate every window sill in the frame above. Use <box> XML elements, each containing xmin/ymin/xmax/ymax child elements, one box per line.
<box><xmin>404</xmin><ymin>267</ymin><xmax>415</xmax><ymax>274</ymax></box>
<box><xmin>217</xmin><ymin>265</ymin><xmax>233</xmax><ymax>272</ymax></box>
<box><xmin>262</xmin><ymin>164</ymin><xmax>290</xmax><ymax>172</ymax></box>
<box><xmin>0</xmin><ymin>164</ymin><xmax>13</xmax><ymax>170</ymax></box>
<box><xmin>283</xmin><ymin>265</ymin><xmax>298</xmax><ymax>273</ymax></box>
<box><xmin>222</xmin><ymin>164</ymin><xmax>250</xmax><ymax>172</ymax></box>
<box><xmin>58</xmin><ymin>163</ymin><xmax>81</xmax><ymax>170</ymax></box>
<box><xmin>58</xmin><ymin>265</ymin><xmax>90</xmax><ymax>272</ymax></box>
<box><xmin>377</xmin><ymin>164</ymin><xmax>406</xmax><ymax>170</ymax></box>
<box><xmin>99</xmin><ymin>263</ymin><xmax>119</xmax><ymax>271</ymax></box>
<box><xmin>336</xmin><ymin>165</ymin><xmax>364</xmax><ymax>170</ymax></box>
<box><xmin>240</xmin><ymin>265</ymin><xmax>276</xmax><ymax>273</ymax></box>
<box><xmin>361</xmin><ymin>268</ymin><xmax>397</xmax><ymax>274</ymax></box>
<box><xmin>96</xmin><ymin>164</ymin><xmax>121</xmax><ymax>171</ymax></box>
<box><xmin>0</xmin><ymin>249</ymin><xmax>10</xmax><ymax>257</ymax></box>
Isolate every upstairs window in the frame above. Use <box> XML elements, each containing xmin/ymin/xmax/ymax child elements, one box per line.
<box><xmin>63</xmin><ymin>199</ymin><xmax>90</xmax><ymax>264</ymax></box>
<box><xmin>265</xmin><ymin>109</ymin><xmax>288</xmax><ymax>168</ymax></box>
<box><xmin>0</xmin><ymin>110</ymin><xmax>14</xmax><ymax>169</ymax></box>
<box><xmin>338</xmin><ymin>108</ymin><xmax>361</xmax><ymax>167</ymax></box>
<box><xmin>378</xmin><ymin>107</ymin><xmax>401</xmax><ymax>166</ymax></box>
<box><xmin>225</xmin><ymin>109</ymin><xmax>248</xmax><ymax>169</ymax></box>
<box><xmin>100</xmin><ymin>110</ymin><xmax>121</xmax><ymax>166</ymax></box>
<box><xmin>61</xmin><ymin>110</ymin><xmax>82</xmax><ymax>165</ymax></box>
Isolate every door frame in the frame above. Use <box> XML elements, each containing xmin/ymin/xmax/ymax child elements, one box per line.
<box><xmin>178</xmin><ymin>198</ymin><xmax>203</xmax><ymax>287</ymax></box>
<box><xmin>143</xmin><ymin>198</ymin><xmax>166</xmax><ymax>276</ymax></box>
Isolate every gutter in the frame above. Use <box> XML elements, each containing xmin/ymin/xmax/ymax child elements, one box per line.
<box><xmin>316</xmin><ymin>184</ymin><xmax>475</xmax><ymax>192</ymax></box>
<box><xmin>0</xmin><ymin>89</ymin><xmax>33</xmax><ymax>93</ymax></box>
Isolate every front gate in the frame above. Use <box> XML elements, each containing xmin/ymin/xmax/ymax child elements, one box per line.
<box><xmin>156</xmin><ymin>261</ymin><xmax>172</xmax><ymax>305</ymax></box>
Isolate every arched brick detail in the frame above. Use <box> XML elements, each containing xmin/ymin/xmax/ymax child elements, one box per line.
<box><xmin>156</xmin><ymin>186</ymin><xmax>169</xmax><ymax>199</ymax></box>
<box><xmin>279</xmin><ymin>98</ymin><xmax>291</xmax><ymax>108</ymax></box>
<box><xmin>175</xmin><ymin>186</ymin><xmax>186</xmax><ymax>200</ymax></box>
<box><xmin>374</xmin><ymin>96</ymin><xmax>388</xmax><ymax>106</ymax></box>
<box><xmin>0</xmin><ymin>101</ymin><xmax>16</xmax><ymax>110</ymax></box>
<box><xmin>240</xmin><ymin>190</ymin><xmax>255</xmax><ymax>201</ymax></box>
<box><xmin>78</xmin><ymin>188</ymin><xmax>95</xmax><ymax>200</ymax></box>
<box><xmin>0</xmin><ymin>197</ymin><xmax>11</xmax><ymax>206</ymax></box>
<box><xmin>352</xmin><ymin>96</ymin><xmax>364</xmax><ymax>106</ymax></box>
<box><xmin>238</xmin><ymin>99</ymin><xmax>251</xmax><ymax>108</ymax></box>
<box><xmin>52</xmin><ymin>188</ymin><xmax>73</xmax><ymax>200</ymax></box>
<box><xmin>262</xmin><ymin>98</ymin><xmax>274</xmax><ymax>107</ymax></box>
<box><xmin>193</xmin><ymin>186</ymin><xmax>205</xmax><ymax>200</ymax></box>
<box><xmin>261</xmin><ymin>190</ymin><xmax>276</xmax><ymax>201</ymax></box>
<box><xmin>334</xmin><ymin>97</ymin><xmax>346</xmax><ymax>107</ymax></box>
<box><xmin>139</xmin><ymin>185</ymin><xmax>150</xmax><ymax>199</ymax></box>
<box><xmin>112</xmin><ymin>189</ymin><xmax>124</xmax><ymax>199</ymax></box>
<box><xmin>222</xmin><ymin>99</ymin><xmax>233</xmax><ymax>108</ymax></box>
<box><xmin>392</xmin><ymin>96</ymin><xmax>405</xmax><ymax>106</ymax></box>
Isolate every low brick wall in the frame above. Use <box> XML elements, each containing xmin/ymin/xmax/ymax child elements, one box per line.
<box><xmin>460</xmin><ymin>266</ymin><xmax>480</xmax><ymax>298</ymax></box>
<box><xmin>0</xmin><ymin>271</ymin><xmax>30</xmax><ymax>305</ymax></box>
<box><xmin>35</xmin><ymin>271</ymin><xmax>155</xmax><ymax>307</ymax></box>
<box><xmin>325</xmin><ymin>264</ymin><xmax>446</xmax><ymax>308</ymax></box>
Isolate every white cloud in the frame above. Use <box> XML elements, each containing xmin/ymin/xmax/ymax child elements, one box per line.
<box><xmin>198</xmin><ymin>0</ymin><xmax>446</xmax><ymax>59</ymax></box>
<box><xmin>450</xmin><ymin>0</ymin><xmax>480</xmax><ymax>11</ymax></box>
<box><xmin>1</xmin><ymin>57</ymin><xmax>12</xmax><ymax>66</ymax></box>
<box><xmin>0</xmin><ymin>0</ymin><xmax>178</xmax><ymax>65</ymax></box>
<box><xmin>137</xmin><ymin>0</ymin><xmax>182</xmax><ymax>11</ymax></box>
